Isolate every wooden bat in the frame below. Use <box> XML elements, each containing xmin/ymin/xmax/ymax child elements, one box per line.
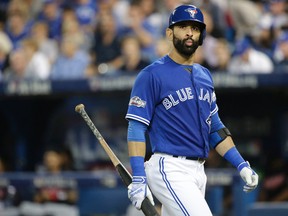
<box><xmin>75</xmin><ymin>104</ymin><xmax>160</xmax><ymax>216</ymax></box>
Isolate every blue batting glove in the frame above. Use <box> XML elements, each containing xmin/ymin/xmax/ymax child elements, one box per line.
<box><xmin>128</xmin><ymin>176</ymin><xmax>154</xmax><ymax>210</ymax></box>
<box><xmin>238</xmin><ymin>161</ymin><xmax>259</xmax><ymax>192</ymax></box>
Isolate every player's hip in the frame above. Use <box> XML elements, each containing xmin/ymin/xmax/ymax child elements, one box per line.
<box><xmin>145</xmin><ymin>153</ymin><xmax>206</xmax><ymax>180</ymax></box>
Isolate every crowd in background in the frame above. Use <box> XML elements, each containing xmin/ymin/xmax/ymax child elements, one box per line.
<box><xmin>0</xmin><ymin>0</ymin><xmax>287</xmax><ymax>81</ymax></box>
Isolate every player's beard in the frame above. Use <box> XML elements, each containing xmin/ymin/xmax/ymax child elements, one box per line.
<box><xmin>173</xmin><ymin>34</ymin><xmax>199</xmax><ymax>57</ymax></box>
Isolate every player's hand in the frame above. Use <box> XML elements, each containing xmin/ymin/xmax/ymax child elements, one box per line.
<box><xmin>238</xmin><ymin>161</ymin><xmax>258</xmax><ymax>192</ymax></box>
<box><xmin>128</xmin><ymin>176</ymin><xmax>155</xmax><ymax>210</ymax></box>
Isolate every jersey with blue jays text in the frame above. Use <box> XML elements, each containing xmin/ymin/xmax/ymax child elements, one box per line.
<box><xmin>126</xmin><ymin>55</ymin><xmax>218</xmax><ymax>158</ymax></box>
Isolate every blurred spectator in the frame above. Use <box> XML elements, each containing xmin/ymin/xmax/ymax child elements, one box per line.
<box><xmin>61</xmin><ymin>7</ymin><xmax>90</xmax><ymax>51</ymax></box>
<box><xmin>2</xmin><ymin>49</ymin><xmax>28</xmax><ymax>80</ymax></box>
<box><xmin>157</xmin><ymin>0</ymin><xmax>182</xmax><ymax>35</ymax></box>
<box><xmin>196</xmin><ymin>0</ymin><xmax>227</xmax><ymax>39</ymax></box>
<box><xmin>137</xmin><ymin>0</ymin><xmax>163</xmax><ymax>39</ymax></box>
<box><xmin>23</xmin><ymin>0</ymin><xmax>44</xmax><ymax>19</ymax></box>
<box><xmin>228</xmin><ymin>0</ymin><xmax>262</xmax><ymax>41</ymax></box>
<box><xmin>36</xmin><ymin>147</ymin><xmax>75</xmax><ymax>173</ymax></box>
<box><xmin>250</xmin><ymin>25</ymin><xmax>276</xmax><ymax>60</ymax></box>
<box><xmin>0</xmin><ymin>31</ymin><xmax>13</xmax><ymax>76</ymax></box>
<box><xmin>37</xmin><ymin>0</ymin><xmax>62</xmax><ymax>40</ymax></box>
<box><xmin>155</xmin><ymin>37</ymin><xmax>171</xmax><ymax>58</ymax></box>
<box><xmin>50</xmin><ymin>36</ymin><xmax>90</xmax><ymax>79</ymax></box>
<box><xmin>8</xmin><ymin>0</ymin><xmax>43</xmax><ymax>21</ymax></box>
<box><xmin>211</xmin><ymin>38</ymin><xmax>232</xmax><ymax>72</ymax></box>
<box><xmin>20</xmin><ymin>38</ymin><xmax>51</xmax><ymax>79</ymax></box>
<box><xmin>18</xmin><ymin>148</ymin><xmax>79</xmax><ymax>216</ymax></box>
<box><xmin>120</xmin><ymin>0</ymin><xmax>159</xmax><ymax>61</ymax></box>
<box><xmin>201</xmin><ymin>9</ymin><xmax>223</xmax><ymax>70</ymax></box>
<box><xmin>110</xmin><ymin>0</ymin><xmax>130</xmax><ymax>31</ymax></box>
<box><xmin>36</xmin><ymin>148</ymin><xmax>64</xmax><ymax>174</ymax></box>
<box><xmin>228</xmin><ymin>38</ymin><xmax>274</xmax><ymax>74</ymax></box>
<box><xmin>273</xmin><ymin>31</ymin><xmax>288</xmax><ymax>72</ymax></box>
<box><xmin>119</xmin><ymin>35</ymin><xmax>151</xmax><ymax>74</ymax></box>
<box><xmin>251</xmin><ymin>0</ymin><xmax>288</xmax><ymax>58</ymax></box>
<box><xmin>258</xmin><ymin>157</ymin><xmax>288</xmax><ymax>202</ymax></box>
<box><xmin>5</xmin><ymin>8</ymin><xmax>32</xmax><ymax>49</ymax></box>
<box><xmin>194</xmin><ymin>46</ymin><xmax>209</xmax><ymax>68</ymax></box>
<box><xmin>6</xmin><ymin>0</ymin><xmax>31</xmax><ymax>21</ymax></box>
<box><xmin>30</xmin><ymin>21</ymin><xmax>59</xmax><ymax>65</ymax></box>
<box><xmin>34</xmin><ymin>148</ymin><xmax>78</xmax><ymax>204</ymax></box>
<box><xmin>90</xmin><ymin>11</ymin><xmax>122</xmax><ymax>75</ymax></box>
<box><xmin>258</xmin><ymin>0</ymin><xmax>288</xmax><ymax>37</ymax></box>
<box><xmin>61</xmin><ymin>4</ymin><xmax>78</xmax><ymax>22</ymax></box>
<box><xmin>250</xmin><ymin>0</ymin><xmax>288</xmax><ymax>59</ymax></box>
<box><xmin>73</xmin><ymin>0</ymin><xmax>97</xmax><ymax>35</ymax></box>
<box><xmin>0</xmin><ymin>157</ymin><xmax>21</xmax><ymax>215</ymax></box>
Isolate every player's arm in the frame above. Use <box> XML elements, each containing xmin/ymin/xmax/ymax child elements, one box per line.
<box><xmin>209</xmin><ymin>113</ymin><xmax>259</xmax><ymax>192</ymax></box>
<box><xmin>127</xmin><ymin>119</ymin><xmax>154</xmax><ymax>210</ymax></box>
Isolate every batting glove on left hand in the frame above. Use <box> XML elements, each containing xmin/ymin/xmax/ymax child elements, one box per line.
<box><xmin>128</xmin><ymin>176</ymin><xmax>155</xmax><ymax>210</ymax></box>
<box><xmin>238</xmin><ymin>161</ymin><xmax>259</xmax><ymax>192</ymax></box>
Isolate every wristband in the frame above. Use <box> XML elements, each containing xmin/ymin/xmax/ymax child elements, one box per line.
<box><xmin>223</xmin><ymin>147</ymin><xmax>245</xmax><ymax>169</ymax></box>
<box><xmin>237</xmin><ymin>161</ymin><xmax>250</xmax><ymax>172</ymax></box>
<box><xmin>130</xmin><ymin>156</ymin><xmax>145</xmax><ymax>176</ymax></box>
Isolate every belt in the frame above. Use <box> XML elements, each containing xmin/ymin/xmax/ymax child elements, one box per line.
<box><xmin>155</xmin><ymin>153</ymin><xmax>206</xmax><ymax>163</ymax></box>
<box><xmin>172</xmin><ymin>155</ymin><xmax>206</xmax><ymax>163</ymax></box>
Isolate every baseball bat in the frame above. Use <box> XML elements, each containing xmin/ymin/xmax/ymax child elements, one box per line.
<box><xmin>75</xmin><ymin>104</ymin><xmax>160</xmax><ymax>216</ymax></box>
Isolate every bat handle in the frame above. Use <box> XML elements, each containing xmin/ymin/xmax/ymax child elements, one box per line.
<box><xmin>142</xmin><ymin>198</ymin><xmax>160</xmax><ymax>216</ymax></box>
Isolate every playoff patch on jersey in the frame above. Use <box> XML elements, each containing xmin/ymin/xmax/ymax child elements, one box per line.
<box><xmin>129</xmin><ymin>96</ymin><xmax>146</xmax><ymax>108</ymax></box>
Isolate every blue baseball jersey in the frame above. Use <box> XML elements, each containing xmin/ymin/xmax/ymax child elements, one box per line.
<box><xmin>126</xmin><ymin>55</ymin><xmax>219</xmax><ymax>158</ymax></box>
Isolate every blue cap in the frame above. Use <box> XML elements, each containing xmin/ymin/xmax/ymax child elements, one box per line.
<box><xmin>168</xmin><ymin>4</ymin><xmax>206</xmax><ymax>45</ymax></box>
<box><xmin>169</xmin><ymin>4</ymin><xmax>205</xmax><ymax>29</ymax></box>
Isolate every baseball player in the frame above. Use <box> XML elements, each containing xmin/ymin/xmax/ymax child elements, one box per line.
<box><xmin>126</xmin><ymin>4</ymin><xmax>259</xmax><ymax>216</ymax></box>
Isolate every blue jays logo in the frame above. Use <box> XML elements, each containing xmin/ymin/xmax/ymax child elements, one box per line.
<box><xmin>185</xmin><ymin>8</ymin><xmax>198</xmax><ymax>18</ymax></box>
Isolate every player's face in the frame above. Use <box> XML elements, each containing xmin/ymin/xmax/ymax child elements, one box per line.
<box><xmin>171</xmin><ymin>22</ymin><xmax>201</xmax><ymax>57</ymax></box>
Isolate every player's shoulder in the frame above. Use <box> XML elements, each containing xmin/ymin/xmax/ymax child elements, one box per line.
<box><xmin>140</xmin><ymin>55</ymin><xmax>171</xmax><ymax>73</ymax></box>
<box><xmin>194</xmin><ymin>63</ymin><xmax>212</xmax><ymax>74</ymax></box>
<box><xmin>194</xmin><ymin>63</ymin><xmax>213</xmax><ymax>80</ymax></box>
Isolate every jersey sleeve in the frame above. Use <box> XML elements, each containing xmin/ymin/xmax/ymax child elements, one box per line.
<box><xmin>126</xmin><ymin>69</ymin><xmax>159</xmax><ymax>126</ymax></box>
<box><xmin>205</xmin><ymin>67</ymin><xmax>224</xmax><ymax>132</ymax></box>
<box><xmin>210</xmin><ymin>86</ymin><xmax>225</xmax><ymax>133</ymax></box>
<box><xmin>211</xmin><ymin>91</ymin><xmax>218</xmax><ymax>116</ymax></box>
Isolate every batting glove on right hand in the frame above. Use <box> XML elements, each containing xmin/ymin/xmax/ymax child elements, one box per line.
<box><xmin>128</xmin><ymin>176</ymin><xmax>155</xmax><ymax>210</ymax></box>
<box><xmin>238</xmin><ymin>161</ymin><xmax>259</xmax><ymax>192</ymax></box>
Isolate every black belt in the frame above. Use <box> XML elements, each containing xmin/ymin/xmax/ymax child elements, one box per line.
<box><xmin>172</xmin><ymin>155</ymin><xmax>206</xmax><ymax>162</ymax></box>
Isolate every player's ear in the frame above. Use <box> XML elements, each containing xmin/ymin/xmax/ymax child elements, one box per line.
<box><xmin>166</xmin><ymin>28</ymin><xmax>173</xmax><ymax>41</ymax></box>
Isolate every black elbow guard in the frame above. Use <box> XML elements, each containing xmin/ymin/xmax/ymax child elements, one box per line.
<box><xmin>209</xmin><ymin>128</ymin><xmax>232</xmax><ymax>148</ymax></box>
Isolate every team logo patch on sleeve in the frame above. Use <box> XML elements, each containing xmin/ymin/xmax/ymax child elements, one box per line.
<box><xmin>129</xmin><ymin>96</ymin><xmax>146</xmax><ymax>108</ymax></box>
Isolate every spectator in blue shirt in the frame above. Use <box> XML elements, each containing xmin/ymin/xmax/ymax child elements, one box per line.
<box><xmin>5</xmin><ymin>10</ymin><xmax>32</xmax><ymax>50</ymax></box>
<box><xmin>50</xmin><ymin>36</ymin><xmax>90</xmax><ymax>80</ymax></box>
<box><xmin>37</xmin><ymin>0</ymin><xmax>62</xmax><ymax>41</ymax></box>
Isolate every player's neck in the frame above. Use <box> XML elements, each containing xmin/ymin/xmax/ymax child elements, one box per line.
<box><xmin>168</xmin><ymin>50</ymin><xmax>195</xmax><ymax>65</ymax></box>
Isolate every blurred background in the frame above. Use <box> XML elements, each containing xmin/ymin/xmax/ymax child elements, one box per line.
<box><xmin>0</xmin><ymin>0</ymin><xmax>288</xmax><ymax>215</ymax></box>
